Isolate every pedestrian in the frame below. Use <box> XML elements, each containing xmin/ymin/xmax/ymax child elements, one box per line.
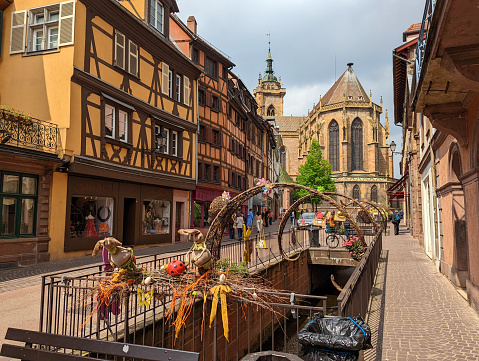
<box><xmin>290</xmin><ymin>212</ymin><xmax>295</xmax><ymax>225</ymax></box>
<box><xmin>236</xmin><ymin>212</ymin><xmax>244</xmax><ymax>239</ymax></box>
<box><xmin>228</xmin><ymin>214</ymin><xmax>235</xmax><ymax>239</ymax></box>
<box><xmin>269</xmin><ymin>210</ymin><xmax>273</xmax><ymax>225</ymax></box>
<box><xmin>399</xmin><ymin>209</ymin><xmax>404</xmax><ymax>220</ymax></box>
<box><xmin>392</xmin><ymin>210</ymin><xmax>400</xmax><ymax>235</ymax></box>
<box><xmin>256</xmin><ymin>211</ymin><xmax>262</xmax><ymax>233</ymax></box>
<box><xmin>247</xmin><ymin>208</ymin><xmax>254</xmax><ymax>230</ymax></box>
<box><xmin>264</xmin><ymin>208</ymin><xmax>270</xmax><ymax>227</ymax></box>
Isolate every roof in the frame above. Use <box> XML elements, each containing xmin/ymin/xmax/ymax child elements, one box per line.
<box><xmin>403</xmin><ymin>23</ymin><xmax>421</xmax><ymax>42</ymax></box>
<box><xmin>273</xmin><ymin>116</ymin><xmax>305</xmax><ymax>132</ymax></box>
<box><xmin>321</xmin><ymin>64</ymin><xmax>370</xmax><ymax>106</ymax></box>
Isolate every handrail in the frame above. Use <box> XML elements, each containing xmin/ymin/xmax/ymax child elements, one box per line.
<box><xmin>415</xmin><ymin>0</ymin><xmax>435</xmax><ymax>84</ymax></box>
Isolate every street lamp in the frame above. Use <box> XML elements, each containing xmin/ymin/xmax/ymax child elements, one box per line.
<box><xmin>389</xmin><ymin>140</ymin><xmax>401</xmax><ymax>155</ymax></box>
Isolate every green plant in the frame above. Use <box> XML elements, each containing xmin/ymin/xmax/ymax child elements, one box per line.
<box><xmin>342</xmin><ymin>235</ymin><xmax>365</xmax><ymax>261</ymax></box>
<box><xmin>217</xmin><ymin>258</ymin><xmax>249</xmax><ymax>278</ymax></box>
<box><xmin>339</xmin><ymin>225</ymin><xmax>345</xmax><ymax>234</ymax></box>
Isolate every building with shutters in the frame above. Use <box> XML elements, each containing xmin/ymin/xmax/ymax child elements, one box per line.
<box><xmin>0</xmin><ymin>0</ymin><xmax>201</xmax><ymax>264</ymax></box>
<box><xmin>170</xmin><ymin>15</ymin><xmax>276</xmax><ymax>230</ymax></box>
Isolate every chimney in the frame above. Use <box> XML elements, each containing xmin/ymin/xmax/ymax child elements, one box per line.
<box><xmin>187</xmin><ymin>16</ymin><xmax>197</xmax><ymax>34</ymax></box>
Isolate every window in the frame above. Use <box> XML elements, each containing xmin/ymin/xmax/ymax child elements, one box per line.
<box><xmin>280</xmin><ymin>146</ymin><xmax>286</xmax><ymax>169</ymax></box>
<box><xmin>114</xmin><ymin>31</ymin><xmax>125</xmax><ymax>70</ymax></box>
<box><xmin>0</xmin><ymin>173</ymin><xmax>37</xmax><ymax>238</ymax></box>
<box><xmin>329</xmin><ymin>120</ymin><xmax>339</xmax><ymax>171</ymax></box>
<box><xmin>48</xmin><ymin>27</ymin><xmax>58</xmax><ymax>49</ymax></box>
<box><xmin>149</xmin><ymin>0</ymin><xmax>164</xmax><ymax>34</ymax></box>
<box><xmin>212</xmin><ymin>95</ymin><xmax>219</xmax><ymax>112</ymax></box>
<box><xmin>213</xmin><ymin>130</ymin><xmax>221</xmax><ymax>147</ymax></box>
<box><xmin>142</xmin><ymin>199</ymin><xmax>170</xmax><ymax>235</ymax></box>
<box><xmin>351</xmin><ymin>118</ymin><xmax>363</xmax><ymax>171</ymax></box>
<box><xmin>183</xmin><ymin>76</ymin><xmax>190</xmax><ymax>106</ymax></box>
<box><xmin>199</xmin><ymin>124</ymin><xmax>206</xmax><ymax>143</ymax></box>
<box><xmin>163</xmin><ymin>128</ymin><xmax>169</xmax><ymax>154</ymax></box>
<box><xmin>353</xmin><ymin>185</ymin><xmax>360</xmax><ymax>200</ymax></box>
<box><xmin>128</xmin><ymin>40</ymin><xmax>138</xmax><ymax>77</ymax></box>
<box><xmin>104</xmin><ymin>102</ymin><xmax>129</xmax><ymax>142</ymax></box>
<box><xmin>175</xmin><ymin>74</ymin><xmax>181</xmax><ymax>102</ymax></box>
<box><xmin>222</xmin><ymin>65</ymin><xmax>228</xmax><ymax>79</ymax></box>
<box><xmin>192</xmin><ymin>48</ymin><xmax>199</xmax><ymax>63</ymax></box>
<box><xmin>371</xmin><ymin>185</ymin><xmax>378</xmax><ymax>203</ymax></box>
<box><xmin>69</xmin><ymin>196</ymin><xmax>113</xmax><ymax>239</ymax></box>
<box><xmin>213</xmin><ymin>166</ymin><xmax>220</xmax><ymax>182</ymax></box>
<box><xmin>198</xmin><ymin>89</ymin><xmax>206</xmax><ymax>106</ymax></box>
<box><xmin>267</xmin><ymin>105</ymin><xmax>275</xmax><ymax>116</ymax></box>
<box><xmin>171</xmin><ymin>131</ymin><xmax>178</xmax><ymax>156</ymax></box>
<box><xmin>205</xmin><ymin>56</ymin><xmax>217</xmax><ymax>78</ymax></box>
<box><xmin>168</xmin><ymin>70</ymin><xmax>173</xmax><ymax>98</ymax></box>
<box><xmin>28</xmin><ymin>5</ymin><xmax>59</xmax><ymax>51</ymax></box>
<box><xmin>193</xmin><ymin>201</ymin><xmax>212</xmax><ymax>227</ymax></box>
<box><xmin>205</xmin><ymin>164</ymin><xmax>211</xmax><ymax>181</ymax></box>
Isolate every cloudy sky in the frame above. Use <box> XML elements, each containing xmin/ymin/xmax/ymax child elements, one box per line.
<box><xmin>175</xmin><ymin>0</ymin><xmax>426</xmax><ymax>176</ymax></box>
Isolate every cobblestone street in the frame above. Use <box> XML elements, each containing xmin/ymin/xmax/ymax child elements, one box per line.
<box><xmin>366</xmin><ymin>225</ymin><xmax>479</xmax><ymax>360</ymax></box>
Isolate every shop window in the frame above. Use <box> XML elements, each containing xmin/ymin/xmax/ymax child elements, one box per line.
<box><xmin>69</xmin><ymin>196</ymin><xmax>113</xmax><ymax>239</ymax></box>
<box><xmin>0</xmin><ymin>173</ymin><xmax>37</xmax><ymax>237</ymax></box>
<box><xmin>142</xmin><ymin>199</ymin><xmax>170</xmax><ymax>235</ymax></box>
<box><xmin>193</xmin><ymin>201</ymin><xmax>202</xmax><ymax>227</ymax></box>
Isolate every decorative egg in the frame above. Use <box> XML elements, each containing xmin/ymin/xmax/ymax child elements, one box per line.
<box><xmin>144</xmin><ymin>276</ymin><xmax>152</xmax><ymax>285</ymax></box>
<box><xmin>167</xmin><ymin>260</ymin><xmax>186</xmax><ymax>276</ymax></box>
<box><xmin>252</xmin><ymin>292</ymin><xmax>258</xmax><ymax>299</ymax></box>
<box><xmin>219</xmin><ymin>274</ymin><xmax>226</xmax><ymax>284</ymax></box>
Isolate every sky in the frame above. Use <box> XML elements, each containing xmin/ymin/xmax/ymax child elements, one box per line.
<box><xmin>175</xmin><ymin>0</ymin><xmax>426</xmax><ymax>177</ymax></box>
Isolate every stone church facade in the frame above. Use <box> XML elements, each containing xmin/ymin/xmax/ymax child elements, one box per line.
<box><xmin>255</xmin><ymin>50</ymin><xmax>396</xmax><ymax>206</ymax></box>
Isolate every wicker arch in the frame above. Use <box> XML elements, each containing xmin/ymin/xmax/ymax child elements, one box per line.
<box><xmin>324</xmin><ymin>192</ymin><xmax>378</xmax><ymax>234</ymax></box>
<box><xmin>362</xmin><ymin>201</ymin><xmax>388</xmax><ymax>231</ymax></box>
<box><xmin>205</xmin><ymin>183</ymin><xmax>366</xmax><ymax>264</ymax></box>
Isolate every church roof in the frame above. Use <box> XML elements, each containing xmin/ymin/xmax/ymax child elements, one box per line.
<box><xmin>273</xmin><ymin>116</ymin><xmax>305</xmax><ymax>132</ymax></box>
<box><xmin>321</xmin><ymin>64</ymin><xmax>370</xmax><ymax>106</ymax></box>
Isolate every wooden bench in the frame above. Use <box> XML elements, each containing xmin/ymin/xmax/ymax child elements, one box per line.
<box><xmin>1</xmin><ymin>328</ymin><xmax>199</xmax><ymax>361</ymax></box>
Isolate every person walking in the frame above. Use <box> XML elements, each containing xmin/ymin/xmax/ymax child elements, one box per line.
<box><xmin>290</xmin><ymin>212</ymin><xmax>295</xmax><ymax>225</ymax></box>
<box><xmin>229</xmin><ymin>213</ymin><xmax>236</xmax><ymax>239</ymax></box>
<box><xmin>392</xmin><ymin>210</ymin><xmax>400</xmax><ymax>235</ymax></box>
<box><xmin>256</xmin><ymin>211</ymin><xmax>263</xmax><ymax>233</ymax></box>
<box><xmin>236</xmin><ymin>212</ymin><xmax>244</xmax><ymax>239</ymax></box>
<box><xmin>264</xmin><ymin>208</ymin><xmax>270</xmax><ymax>228</ymax></box>
<box><xmin>269</xmin><ymin>210</ymin><xmax>273</xmax><ymax>226</ymax></box>
<box><xmin>247</xmin><ymin>208</ymin><xmax>254</xmax><ymax>230</ymax></box>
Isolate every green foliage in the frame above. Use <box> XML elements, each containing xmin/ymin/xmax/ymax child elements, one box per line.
<box><xmin>216</xmin><ymin>258</ymin><xmax>249</xmax><ymax>278</ymax></box>
<box><xmin>293</xmin><ymin>140</ymin><xmax>336</xmax><ymax>202</ymax></box>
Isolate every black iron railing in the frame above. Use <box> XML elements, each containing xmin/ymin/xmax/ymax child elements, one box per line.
<box><xmin>415</xmin><ymin>0</ymin><xmax>435</xmax><ymax>83</ymax></box>
<box><xmin>0</xmin><ymin>109</ymin><xmax>58</xmax><ymax>152</ymax></box>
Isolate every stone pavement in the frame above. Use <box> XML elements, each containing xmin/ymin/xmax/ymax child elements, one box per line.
<box><xmin>365</xmin><ymin>225</ymin><xmax>479</xmax><ymax>361</ymax></box>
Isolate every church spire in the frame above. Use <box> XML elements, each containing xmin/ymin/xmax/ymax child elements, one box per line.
<box><xmin>263</xmin><ymin>34</ymin><xmax>278</xmax><ymax>82</ymax></box>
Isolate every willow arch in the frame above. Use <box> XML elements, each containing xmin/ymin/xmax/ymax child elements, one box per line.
<box><xmin>205</xmin><ymin>183</ymin><xmax>367</xmax><ymax>263</ymax></box>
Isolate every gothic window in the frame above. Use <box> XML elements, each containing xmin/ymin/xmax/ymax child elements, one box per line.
<box><xmin>267</xmin><ymin>105</ymin><xmax>275</xmax><ymax>116</ymax></box>
<box><xmin>329</xmin><ymin>120</ymin><xmax>339</xmax><ymax>171</ymax></box>
<box><xmin>353</xmin><ymin>184</ymin><xmax>360</xmax><ymax>200</ymax></box>
<box><xmin>351</xmin><ymin>118</ymin><xmax>363</xmax><ymax>171</ymax></box>
<box><xmin>371</xmin><ymin>185</ymin><xmax>378</xmax><ymax>203</ymax></box>
<box><xmin>280</xmin><ymin>146</ymin><xmax>286</xmax><ymax>169</ymax></box>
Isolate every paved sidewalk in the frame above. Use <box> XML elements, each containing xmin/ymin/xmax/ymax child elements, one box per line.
<box><xmin>366</xmin><ymin>225</ymin><xmax>479</xmax><ymax>361</ymax></box>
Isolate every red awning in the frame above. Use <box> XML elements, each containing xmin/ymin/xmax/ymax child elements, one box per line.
<box><xmin>387</xmin><ymin>170</ymin><xmax>409</xmax><ymax>201</ymax></box>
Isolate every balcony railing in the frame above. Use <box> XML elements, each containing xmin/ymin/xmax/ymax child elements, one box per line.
<box><xmin>415</xmin><ymin>0</ymin><xmax>435</xmax><ymax>83</ymax></box>
<box><xmin>0</xmin><ymin>109</ymin><xmax>58</xmax><ymax>153</ymax></box>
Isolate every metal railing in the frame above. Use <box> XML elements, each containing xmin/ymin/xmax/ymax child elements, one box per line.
<box><xmin>415</xmin><ymin>0</ymin><xmax>435</xmax><ymax>83</ymax></box>
<box><xmin>0</xmin><ymin>108</ymin><xmax>58</xmax><ymax>152</ymax></box>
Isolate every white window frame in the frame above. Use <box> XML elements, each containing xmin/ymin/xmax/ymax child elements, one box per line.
<box><xmin>163</xmin><ymin>128</ymin><xmax>169</xmax><ymax>154</ymax></box>
<box><xmin>114</xmin><ymin>30</ymin><xmax>126</xmax><ymax>70</ymax></box>
<box><xmin>118</xmin><ymin>110</ymin><xmax>128</xmax><ymax>142</ymax></box>
<box><xmin>33</xmin><ymin>29</ymin><xmax>44</xmax><ymax>51</ymax></box>
<box><xmin>150</xmin><ymin>0</ymin><xmax>164</xmax><ymax>34</ymax></box>
<box><xmin>104</xmin><ymin>104</ymin><xmax>115</xmax><ymax>139</ymax></box>
<box><xmin>48</xmin><ymin>27</ymin><xmax>58</xmax><ymax>49</ymax></box>
<box><xmin>128</xmin><ymin>39</ymin><xmax>139</xmax><ymax>77</ymax></box>
<box><xmin>27</xmin><ymin>3</ymin><xmax>62</xmax><ymax>52</ymax></box>
<box><xmin>168</xmin><ymin>70</ymin><xmax>173</xmax><ymax>98</ymax></box>
<box><xmin>175</xmin><ymin>74</ymin><xmax>181</xmax><ymax>102</ymax></box>
<box><xmin>183</xmin><ymin>76</ymin><xmax>190</xmax><ymax>106</ymax></box>
<box><xmin>172</xmin><ymin>131</ymin><xmax>178</xmax><ymax>156</ymax></box>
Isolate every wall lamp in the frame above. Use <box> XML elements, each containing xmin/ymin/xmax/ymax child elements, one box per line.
<box><xmin>389</xmin><ymin>141</ymin><xmax>402</xmax><ymax>155</ymax></box>
<box><xmin>142</xmin><ymin>130</ymin><xmax>167</xmax><ymax>155</ymax></box>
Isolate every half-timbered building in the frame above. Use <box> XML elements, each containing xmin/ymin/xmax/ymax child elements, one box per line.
<box><xmin>170</xmin><ymin>15</ymin><xmax>276</xmax><ymax>231</ymax></box>
<box><xmin>0</xmin><ymin>0</ymin><xmax>201</xmax><ymax>262</ymax></box>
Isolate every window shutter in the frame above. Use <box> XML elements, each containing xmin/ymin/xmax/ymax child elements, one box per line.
<box><xmin>207</xmin><ymin>128</ymin><xmax>213</xmax><ymax>143</ymax></box>
<box><xmin>183</xmin><ymin>76</ymin><xmax>190</xmax><ymax>106</ymax></box>
<box><xmin>114</xmin><ymin>31</ymin><xmax>125</xmax><ymax>69</ymax></box>
<box><xmin>128</xmin><ymin>40</ymin><xmax>138</xmax><ymax>76</ymax></box>
<box><xmin>161</xmin><ymin>62</ymin><xmax>169</xmax><ymax>95</ymax></box>
<box><xmin>177</xmin><ymin>132</ymin><xmax>183</xmax><ymax>158</ymax></box>
<box><xmin>206</xmin><ymin>92</ymin><xmax>212</xmax><ymax>107</ymax></box>
<box><xmin>59</xmin><ymin>1</ymin><xmax>75</xmax><ymax>47</ymax></box>
<box><xmin>9</xmin><ymin>10</ymin><xmax>26</xmax><ymax>54</ymax></box>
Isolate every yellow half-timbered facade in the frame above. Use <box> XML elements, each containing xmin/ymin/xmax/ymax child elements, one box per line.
<box><xmin>0</xmin><ymin>0</ymin><xmax>201</xmax><ymax>263</ymax></box>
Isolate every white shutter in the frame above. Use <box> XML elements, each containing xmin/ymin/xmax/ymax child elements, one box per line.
<box><xmin>183</xmin><ymin>76</ymin><xmax>190</xmax><ymax>106</ymax></box>
<box><xmin>114</xmin><ymin>30</ymin><xmax>125</xmax><ymax>69</ymax></box>
<box><xmin>10</xmin><ymin>10</ymin><xmax>27</xmax><ymax>54</ymax></box>
<box><xmin>128</xmin><ymin>40</ymin><xmax>138</xmax><ymax>77</ymax></box>
<box><xmin>161</xmin><ymin>62</ymin><xmax>169</xmax><ymax>95</ymax></box>
<box><xmin>58</xmin><ymin>1</ymin><xmax>75</xmax><ymax>47</ymax></box>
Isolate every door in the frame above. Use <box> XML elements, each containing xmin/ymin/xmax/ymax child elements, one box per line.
<box><xmin>175</xmin><ymin>202</ymin><xmax>182</xmax><ymax>242</ymax></box>
<box><xmin>123</xmin><ymin>198</ymin><xmax>136</xmax><ymax>246</ymax></box>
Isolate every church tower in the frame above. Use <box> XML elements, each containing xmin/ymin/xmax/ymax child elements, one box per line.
<box><xmin>254</xmin><ymin>41</ymin><xmax>286</xmax><ymax>118</ymax></box>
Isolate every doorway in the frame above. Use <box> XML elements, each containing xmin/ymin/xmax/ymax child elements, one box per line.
<box><xmin>175</xmin><ymin>202</ymin><xmax>182</xmax><ymax>242</ymax></box>
<box><xmin>123</xmin><ymin>198</ymin><xmax>136</xmax><ymax>245</ymax></box>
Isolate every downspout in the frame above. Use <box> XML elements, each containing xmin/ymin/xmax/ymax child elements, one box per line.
<box><xmin>430</xmin><ymin>142</ymin><xmax>440</xmax><ymax>268</ymax></box>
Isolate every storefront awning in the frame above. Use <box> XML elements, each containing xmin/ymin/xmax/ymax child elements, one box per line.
<box><xmin>387</xmin><ymin>170</ymin><xmax>409</xmax><ymax>201</ymax></box>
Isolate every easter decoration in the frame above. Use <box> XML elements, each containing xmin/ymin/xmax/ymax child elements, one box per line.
<box><xmin>180</xmin><ymin>229</ymin><xmax>212</xmax><ymax>273</ymax></box>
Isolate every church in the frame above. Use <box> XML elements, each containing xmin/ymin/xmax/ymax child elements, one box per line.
<box><xmin>254</xmin><ymin>47</ymin><xmax>397</xmax><ymax>206</ymax></box>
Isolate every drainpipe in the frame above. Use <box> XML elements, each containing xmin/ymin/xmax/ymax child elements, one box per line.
<box><xmin>430</xmin><ymin>144</ymin><xmax>440</xmax><ymax>268</ymax></box>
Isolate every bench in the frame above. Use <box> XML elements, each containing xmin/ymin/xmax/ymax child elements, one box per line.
<box><xmin>1</xmin><ymin>328</ymin><xmax>199</xmax><ymax>361</ymax></box>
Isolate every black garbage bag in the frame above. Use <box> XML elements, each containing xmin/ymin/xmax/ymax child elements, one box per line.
<box><xmin>299</xmin><ymin>347</ymin><xmax>358</xmax><ymax>361</ymax></box>
<box><xmin>297</xmin><ymin>313</ymin><xmax>372</xmax><ymax>352</ymax></box>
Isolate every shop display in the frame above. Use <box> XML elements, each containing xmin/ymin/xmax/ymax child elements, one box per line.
<box><xmin>142</xmin><ymin>199</ymin><xmax>170</xmax><ymax>235</ymax></box>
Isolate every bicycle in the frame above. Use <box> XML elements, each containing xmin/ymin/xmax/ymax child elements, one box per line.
<box><xmin>325</xmin><ymin>225</ymin><xmax>346</xmax><ymax>248</ymax></box>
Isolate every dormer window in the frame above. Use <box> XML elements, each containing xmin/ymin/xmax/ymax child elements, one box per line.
<box><xmin>149</xmin><ymin>0</ymin><xmax>164</xmax><ymax>34</ymax></box>
<box><xmin>348</xmin><ymin>96</ymin><xmax>353</xmax><ymax>100</ymax></box>
<box><xmin>358</xmin><ymin>96</ymin><xmax>363</xmax><ymax>100</ymax></box>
